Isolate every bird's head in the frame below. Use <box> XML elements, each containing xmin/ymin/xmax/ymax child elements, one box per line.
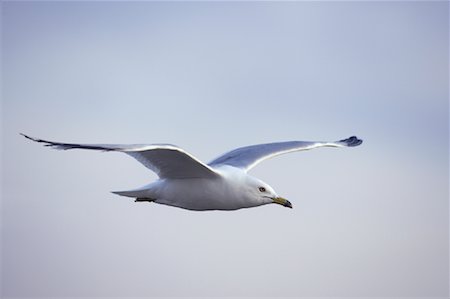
<box><xmin>245</xmin><ymin>176</ymin><xmax>292</xmax><ymax>209</ymax></box>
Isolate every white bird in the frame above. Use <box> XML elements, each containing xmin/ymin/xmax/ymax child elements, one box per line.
<box><xmin>22</xmin><ymin>134</ymin><xmax>362</xmax><ymax>211</ymax></box>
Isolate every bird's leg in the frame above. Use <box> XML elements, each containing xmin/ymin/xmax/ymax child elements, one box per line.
<box><xmin>135</xmin><ymin>198</ymin><xmax>155</xmax><ymax>203</ymax></box>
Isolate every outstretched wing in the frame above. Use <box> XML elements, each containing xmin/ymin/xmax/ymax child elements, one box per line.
<box><xmin>21</xmin><ymin>134</ymin><xmax>219</xmax><ymax>179</ymax></box>
<box><xmin>208</xmin><ymin>136</ymin><xmax>362</xmax><ymax>172</ymax></box>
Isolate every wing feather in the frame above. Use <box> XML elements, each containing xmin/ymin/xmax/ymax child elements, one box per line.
<box><xmin>21</xmin><ymin>134</ymin><xmax>219</xmax><ymax>179</ymax></box>
<box><xmin>208</xmin><ymin>136</ymin><xmax>362</xmax><ymax>172</ymax></box>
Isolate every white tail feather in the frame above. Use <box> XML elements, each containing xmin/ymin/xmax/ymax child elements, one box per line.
<box><xmin>112</xmin><ymin>189</ymin><xmax>149</xmax><ymax>198</ymax></box>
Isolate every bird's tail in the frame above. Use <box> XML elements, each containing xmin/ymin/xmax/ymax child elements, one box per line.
<box><xmin>112</xmin><ymin>186</ymin><xmax>152</xmax><ymax>198</ymax></box>
<box><xmin>112</xmin><ymin>182</ymin><xmax>159</xmax><ymax>203</ymax></box>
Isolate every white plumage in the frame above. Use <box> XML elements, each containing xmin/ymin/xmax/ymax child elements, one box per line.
<box><xmin>22</xmin><ymin>134</ymin><xmax>362</xmax><ymax>211</ymax></box>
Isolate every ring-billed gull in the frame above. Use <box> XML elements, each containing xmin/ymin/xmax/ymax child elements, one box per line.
<box><xmin>22</xmin><ymin>134</ymin><xmax>362</xmax><ymax>211</ymax></box>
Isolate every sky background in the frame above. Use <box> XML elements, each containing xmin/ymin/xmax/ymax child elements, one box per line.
<box><xmin>1</xmin><ymin>1</ymin><xmax>449</xmax><ymax>298</ymax></box>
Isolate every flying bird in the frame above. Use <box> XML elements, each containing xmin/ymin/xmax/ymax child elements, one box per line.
<box><xmin>22</xmin><ymin>134</ymin><xmax>362</xmax><ymax>211</ymax></box>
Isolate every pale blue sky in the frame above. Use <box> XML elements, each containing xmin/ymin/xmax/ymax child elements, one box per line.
<box><xmin>1</xmin><ymin>1</ymin><xmax>449</xmax><ymax>298</ymax></box>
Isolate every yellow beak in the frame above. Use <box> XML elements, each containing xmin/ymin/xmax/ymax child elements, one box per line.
<box><xmin>272</xmin><ymin>197</ymin><xmax>293</xmax><ymax>208</ymax></box>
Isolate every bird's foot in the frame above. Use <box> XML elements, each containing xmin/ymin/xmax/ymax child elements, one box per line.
<box><xmin>135</xmin><ymin>198</ymin><xmax>155</xmax><ymax>203</ymax></box>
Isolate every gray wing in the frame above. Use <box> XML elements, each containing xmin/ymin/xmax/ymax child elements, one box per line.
<box><xmin>21</xmin><ymin>134</ymin><xmax>219</xmax><ymax>179</ymax></box>
<box><xmin>208</xmin><ymin>136</ymin><xmax>362</xmax><ymax>172</ymax></box>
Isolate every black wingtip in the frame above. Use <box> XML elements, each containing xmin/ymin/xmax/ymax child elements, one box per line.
<box><xmin>20</xmin><ymin>133</ymin><xmax>37</xmax><ymax>142</ymax></box>
<box><xmin>339</xmin><ymin>136</ymin><xmax>363</xmax><ymax>147</ymax></box>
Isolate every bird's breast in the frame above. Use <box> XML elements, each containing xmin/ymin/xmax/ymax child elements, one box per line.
<box><xmin>154</xmin><ymin>177</ymin><xmax>248</xmax><ymax>211</ymax></box>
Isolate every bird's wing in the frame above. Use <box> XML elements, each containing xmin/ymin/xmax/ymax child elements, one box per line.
<box><xmin>208</xmin><ymin>136</ymin><xmax>362</xmax><ymax>172</ymax></box>
<box><xmin>21</xmin><ymin>134</ymin><xmax>219</xmax><ymax>179</ymax></box>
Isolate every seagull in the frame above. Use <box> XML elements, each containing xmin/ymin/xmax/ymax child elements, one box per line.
<box><xmin>21</xmin><ymin>134</ymin><xmax>362</xmax><ymax>211</ymax></box>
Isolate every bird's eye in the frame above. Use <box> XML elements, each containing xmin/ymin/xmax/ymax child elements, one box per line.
<box><xmin>258</xmin><ymin>187</ymin><xmax>266</xmax><ymax>192</ymax></box>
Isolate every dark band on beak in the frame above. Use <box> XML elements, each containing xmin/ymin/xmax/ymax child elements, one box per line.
<box><xmin>272</xmin><ymin>197</ymin><xmax>293</xmax><ymax>208</ymax></box>
<box><xmin>284</xmin><ymin>200</ymin><xmax>293</xmax><ymax>208</ymax></box>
